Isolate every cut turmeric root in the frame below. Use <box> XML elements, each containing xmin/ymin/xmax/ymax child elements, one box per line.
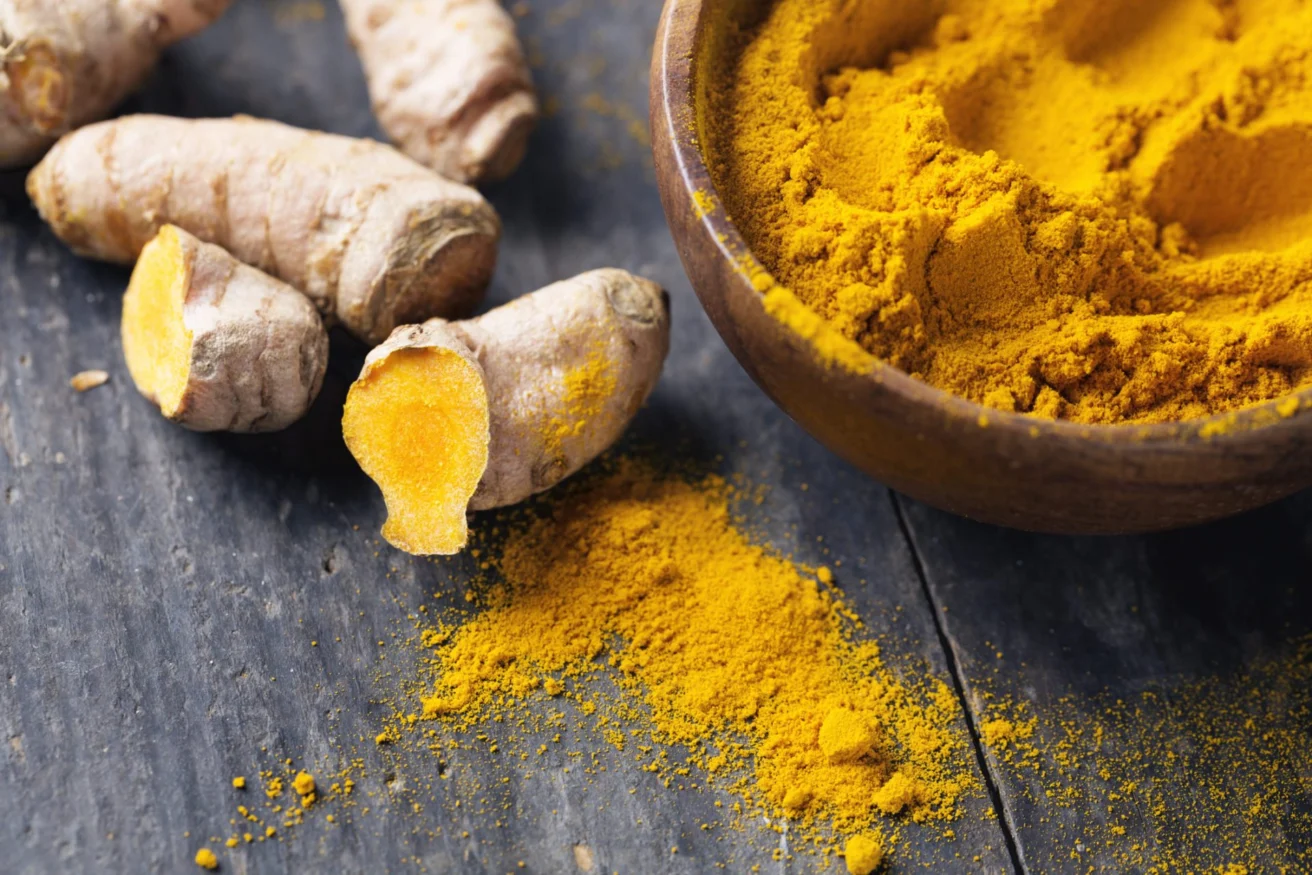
<box><xmin>343</xmin><ymin>269</ymin><xmax>671</xmax><ymax>555</ymax></box>
<box><xmin>122</xmin><ymin>225</ymin><xmax>329</xmax><ymax>433</ymax></box>
<box><xmin>343</xmin><ymin>341</ymin><xmax>491</xmax><ymax>555</ymax></box>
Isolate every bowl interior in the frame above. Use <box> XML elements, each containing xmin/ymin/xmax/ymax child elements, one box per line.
<box><xmin>675</xmin><ymin>0</ymin><xmax>1312</xmax><ymax>445</ymax></box>
<box><xmin>651</xmin><ymin>0</ymin><xmax>1312</xmax><ymax>533</ymax></box>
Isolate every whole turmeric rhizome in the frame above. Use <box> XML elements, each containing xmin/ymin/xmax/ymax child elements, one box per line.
<box><xmin>30</xmin><ymin>116</ymin><xmax>671</xmax><ymax>556</ymax></box>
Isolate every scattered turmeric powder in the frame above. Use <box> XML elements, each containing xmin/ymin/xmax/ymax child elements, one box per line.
<box><xmin>193</xmin><ymin>846</ymin><xmax>218</xmax><ymax>870</ymax></box>
<box><xmin>385</xmin><ymin>458</ymin><xmax>977</xmax><ymax>846</ymax></box>
<box><xmin>705</xmin><ymin>0</ymin><xmax>1312</xmax><ymax>424</ymax></box>
<box><xmin>979</xmin><ymin>637</ymin><xmax>1312</xmax><ymax>872</ymax></box>
<box><xmin>197</xmin><ymin>458</ymin><xmax>1311</xmax><ymax>871</ymax></box>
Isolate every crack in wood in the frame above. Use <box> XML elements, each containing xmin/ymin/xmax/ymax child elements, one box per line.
<box><xmin>891</xmin><ymin>493</ymin><xmax>1028</xmax><ymax>875</ymax></box>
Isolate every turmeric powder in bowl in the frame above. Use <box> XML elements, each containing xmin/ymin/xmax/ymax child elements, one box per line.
<box><xmin>703</xmin><ymin>0</ymin><xmax>1312</xmax><ymax>425</ymax></box>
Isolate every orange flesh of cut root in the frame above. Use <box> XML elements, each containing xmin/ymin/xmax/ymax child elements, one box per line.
<box><xmin>121</xmin><ymin>225</ymin><xmax>194</xmax><ymax>418</ymax></box>
<box><xmin>343</xmin><ymin>347</ymin><xmax>491</xmax><ymax>555</ymax></box>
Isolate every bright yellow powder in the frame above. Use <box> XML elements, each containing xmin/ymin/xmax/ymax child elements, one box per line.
<box><xmin>404</xmin><ymin>459</ymin><xmax>974</xmax><ymax>834</ymax></box>
<box><xmin>705</xmin><ymin>0</ymin><xmax>1312</xmax><ymax>424</ymax></box>
<box><xmin>291</xmin><ymin>771</ymin><xmax>316</xmax><ymax>803</ymax></box>
<box><xmin>844</xmin><ymin>833</ymin><xmax>886</xmax><ymax>875</ymax></box>
<box><xmin>545</xmin><ymin>346</ymin><xmax>618</xmax><ymax>452</ymax></box>
<box><xmin>819</xmin><ymin>707</ymin><xmax>881</xmax><ymax>764</ymax></box>
<box><xmin>193</xmin><ymin>847</ymin><xmax>218</xmax><ymax>870</ymax></box>
<box><xmin>979</xmin><ymin>637</ymin><xmax>1312</xmax><ymax>871</ymax></box>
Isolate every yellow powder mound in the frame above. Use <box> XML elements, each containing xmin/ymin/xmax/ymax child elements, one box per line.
<box><xmin>819</xmin><ymin>707</ymin><xmax>881</xmax><ymax>764</ymax></box>
<box><xmin>844</xmin><ymin>833</ymin><xmax>886</xmax><ymax>875</ymax></box>
<box><xmin>705</xmin><ymin>0</ymin><xmax>1312</xmax><ymax>424</ymax></box>
<box><xmin>402</xmin><ymin>460</ymin><xmax>975</xmax><ymax>836</ymax></box>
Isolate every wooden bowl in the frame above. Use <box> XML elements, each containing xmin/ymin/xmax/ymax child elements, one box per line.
<box><xmin>649</xmin><ymin>0</ymin><xmax>1312</xmax><ymax>534</ymax></box>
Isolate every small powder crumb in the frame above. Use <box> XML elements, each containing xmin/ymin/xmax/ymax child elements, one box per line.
<box><xmin>980</xmin><ymin>719</ymin><xmax>1016</xmax><ymax>748</ymax></box>
<box><xmin>292</xmin><ymin>771</ymin><xmax>316</xmax><ymax>797</ymax></box>
<box><xmin>844</xmin><ymin>834</ymin><xmax>884</xmax><ymax>875</ymax></box>
<box><xmin>782</xmin><ymin>787</ymin><xmax>812</xmax><ymax>810</ymax></box>
<box><xmin>871</xmin><ymin>770</ymin><xmax>924</xmax><ymax>816</ymax></box>
<box><xmin>69</xmin><ymin>370</ymin><xmax>109</xmax><ymax>393</ymax></box>
<box><xmin>819</xmin><ymin>708</ymin><xmax>879</xmax><ymax>764</ymax></box>
<box><xmin>194</xmin><ymin>847</ymin><xmax>219</xmax><ymax>870</ymax></box>
<box><xmin>231</xmin><ymin>776</ymin><xmax>245</xmax><ymax>789</ymax></box>
<box><xmin>292</xmin><ymin>771</ymin><xmax>317</xmax><ymax>807</ymax></box>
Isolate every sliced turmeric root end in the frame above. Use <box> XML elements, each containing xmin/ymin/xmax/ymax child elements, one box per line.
<box><xmin>343</xmin><ymin>347</ymin><xmax>491</xmax><ymax>556</ymax></box>
<box><xmin>121</xmin><ymin>224</ymin><xmax>194</xmax><ymax>419</ymax></box>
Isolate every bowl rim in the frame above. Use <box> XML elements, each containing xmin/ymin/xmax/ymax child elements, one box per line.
<box><xmin>653</xmin><ymin>0</ymin><xmax>1312</xmax><ymax>448</ymax></box>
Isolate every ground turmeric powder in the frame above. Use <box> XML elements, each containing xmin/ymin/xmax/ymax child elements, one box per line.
<box><xmin>389</xmin><ymin>458</ymin><xmax>976</xmax><ymax>848</ymax></box>
<box><xmin>705</xmin><ymin>0</ymin><xmax>1312</xmax><ymax>424</ymax></box>
<box><xmin>978</xmin><ymin>636</ymin><xmax>1312</xmax><ymax>872</ymax></box>
<box><xmin>197</xmin><ymin>460</ymin><xmax>1310</xmax><ymax>870</ymax></box>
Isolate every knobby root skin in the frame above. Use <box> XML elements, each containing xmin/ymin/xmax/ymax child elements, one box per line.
<box><xmin>122</xmin><ymin>225</ymin><xmax>329</xmax><ymax>433</ymax></box>
<box><xmin>28</xmin><ymin>115</ymin><xmax>501</xmax><ymax>344</ymax></box>
<box><xmin>462</xmin><ymin>269</ymin><xmax>671</xmax><ymax>512</ymax></box>
<box><xmin>343</xmin><ymin>269</ymin><xmax>671</xmax><ymax>556</ymax></box>
<box><xmin>0</xmin><ymin>1</ymin><xmax>232</xmax><ymax>167</ymax></box>
<box><xmin>340</xmin><ymin>0</ymin><xmax>538</xmax><ymax>185</ymax></box>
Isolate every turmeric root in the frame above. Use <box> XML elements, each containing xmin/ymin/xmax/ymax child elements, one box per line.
<box><xmin>28</xmin><ymin>115</ymin><xmax>501</xmax><ymax>344</ymax></box>
<box><xmin>343</xmin><ymin>269</ymin><xmax>670</xmax><ymax>555</ymax></box>
<box><xmin>340</xmin><ymin>0</ymin><xmax>538</xmax><ymax>184</ymax></box>
<box><xmin>0</xmin><ymin>0</ymin><xmax>231</xmax><ymax>166</ymax></box>
<box><xmin>122</xmin><ymin>225</ymin><xmax>329</xmax><ymax>433</ymax></box>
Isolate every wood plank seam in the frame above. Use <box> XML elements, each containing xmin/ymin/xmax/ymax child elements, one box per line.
<box><xmin>890</xmin><ymin>493</ymin><xmax>1028</xmax><ymax>875</ymax></box>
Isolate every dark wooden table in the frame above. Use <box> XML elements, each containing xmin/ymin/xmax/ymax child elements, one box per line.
<box><xmin>2</xmin><ymin>1</ymin><xmax>1309</xmax><ymax>873</ymax></box>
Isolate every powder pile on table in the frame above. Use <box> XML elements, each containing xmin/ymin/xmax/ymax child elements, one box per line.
<box><xmin>381</xmin><ymin>458</ymin><xmax>978</xmax><ymax>865</ymax></box>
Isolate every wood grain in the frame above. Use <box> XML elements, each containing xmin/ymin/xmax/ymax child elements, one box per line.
<box><xmin>7</xmin><ymin>1</ymin><xmax>1307</xmax><ymax>873</ymax></box>
<box><xmin>901</xmin><ymin>492</ymin><xmax>1312</xmax><ymax>873</ymax></box>
<box><xmin>0</xmin><ymin>1</ymin><xmax>1011</xmax><ymax>872</ymax></box>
